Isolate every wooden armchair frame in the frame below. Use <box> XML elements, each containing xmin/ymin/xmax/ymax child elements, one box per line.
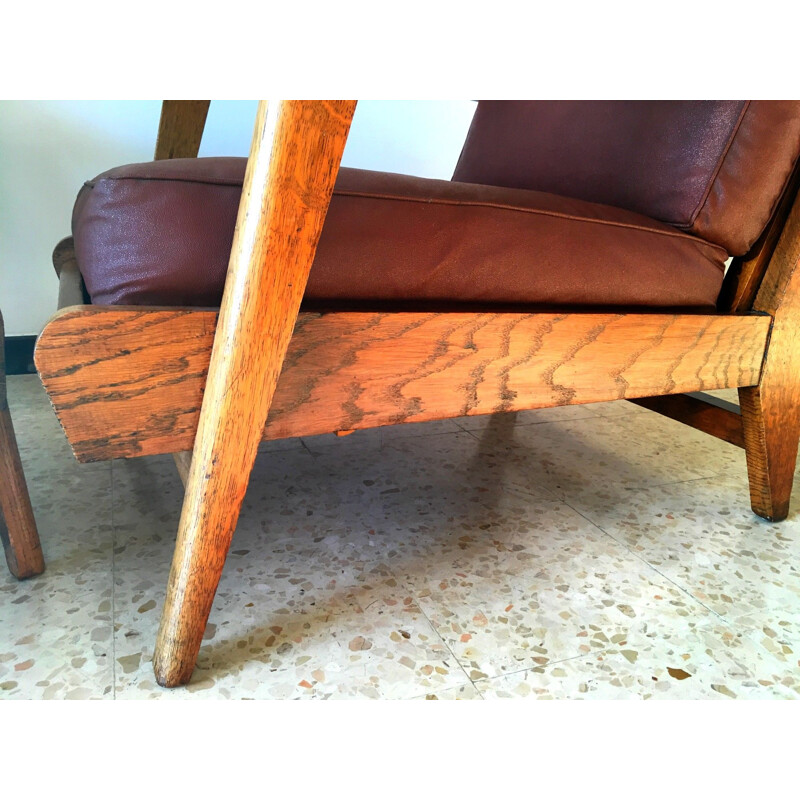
<box><xmin>33</xmin><ymin>100</ymin><xmax>800</xmax><ymax>686</ymax></box>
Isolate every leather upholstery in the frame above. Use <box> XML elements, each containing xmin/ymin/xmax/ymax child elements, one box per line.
<box><xmin>453</xmin><ymin>101</ymin><xmax>800</xmax><ymax>256</ymax></box>
<box><xmin>72</xmin><ymin>157</ymin><xmax>726</xmax><ymax>310</ymax></box>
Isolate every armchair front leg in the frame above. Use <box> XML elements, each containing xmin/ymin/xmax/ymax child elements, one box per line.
<box><xmin>152</xmin><ymin>100</ymin><xmax>356</xmax><ymax>687</ymax></box>
<box><xmin>740</xmin><ymin>187</ymin><xmax>800</xmax><ymax>521</ymax></box>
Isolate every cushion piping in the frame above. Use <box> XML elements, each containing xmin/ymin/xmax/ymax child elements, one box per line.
<box><xmin>333</xmin><ymin>189</ymin><xmax>727</xmax><ymax>264</ymax></box>
<box><xmin>683</xmin><ymin>101</ymin><xmax>751</xmax><ymax>229</ymax></box>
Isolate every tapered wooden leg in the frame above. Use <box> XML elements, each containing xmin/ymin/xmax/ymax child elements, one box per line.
<box><xmin>152</xmin><ymin>100</ymin><xmax>356</xmax><ymax>687</ymax></box>
<box><xmin>740</xmin><ymin>385</ymin><xmax>800</xmax><ymax>521</ymax></box>
<box><xmin>739</xmin><ymin>183</ymin><xmax>800</xmax><ymax>522</ymax></box>
<box><xmin>0</xmin><ymin>311</ymin><xmax>44</xmax><ymax>578</ymax></box>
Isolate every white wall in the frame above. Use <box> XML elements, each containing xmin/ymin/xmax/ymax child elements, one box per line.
<box><xmin>0</xmin><ymin>100</ymin><xmax>476</xmax><ymax>336</ymax></box>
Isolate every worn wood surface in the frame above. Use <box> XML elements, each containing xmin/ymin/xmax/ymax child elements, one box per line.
<box><xmin>36</xmin><ymin>306</ymin><xmax>772</xmax><ymax>463</ymax></box>
<box><xmin>739</xmin><ymin>184</ymin><xmax>800</xmax><ymax>521</ymax></box>
<box><xmin>172</xmin><ymin>451</ymin><xmax>192</xmax><ymax>487</ymax></box>
<box><xmin>631</xmin><ymin>393</ymin><xmax>744</xmax><ymax>448</ymax></box>
<box><xmin>0</xmin><ymin>310</ymin><xmax>44</xmax><ymax>579</ymax></box>
<box><xmin>154</xmin><ymin>101</ymin><xmax>210</xmax><ymax>161</ymax></box>
<box><xmin>152</xmin><ymin>100</ymin><xmax>356</xmax><ymax>687</ymax></box>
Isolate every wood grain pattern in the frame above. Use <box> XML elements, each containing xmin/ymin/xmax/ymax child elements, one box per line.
<box><xmin>0</xmin><ymin>310</ymin><xmax>44</xmax><ymax>578</ymax></box>
<box><xmin>630</xmin><ymin>393</ymin><xmax>744</xmax><ymax>448</ymax></box>
<box><xmin>35</xmin><ymin>306</ymin><xmax>772</xmax><ymax>463</ymax></box>
<box><xmin>152</xmin><ymin>100</ymin><xmax>356</xmax><ymax>686</ymax></box>
<box><xmin>739</xmin><ymin>183</ymin><xmax>800</xmax><ymax>521</ymax></box>
<box><xmin>36</xmin><ymin>307</ymin><xmax>219</xmax><ymax>460</ymax></box>
<box><xmin>154</xmin><ymin>101</ymin><xmax>210</xmax><ymax>160</ymax></box>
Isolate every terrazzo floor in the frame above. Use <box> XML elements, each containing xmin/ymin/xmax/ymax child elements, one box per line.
<box><xmin>1</xmin><ymin>374</ymin><xmax>798</xmax><ymax>699</ymax></box>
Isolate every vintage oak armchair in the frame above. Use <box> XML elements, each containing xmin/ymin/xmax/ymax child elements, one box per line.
<box><xmin>34</xmin><ymin>100</ymin><xmax>800</xmax><ymax>687</ymax></box>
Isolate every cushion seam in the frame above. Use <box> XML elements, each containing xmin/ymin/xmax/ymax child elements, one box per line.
<box><xmin>83</xmin><ymin>174</ymin><xmax>727</xmax><ymax>268</ymax></box>
<box><xmin>682</xmin><ymin>101</ymin><xmax>751</xmax><ymax>229</ymax></box>
<box><xmin>86</xmin><ymin>175</ymin><xmax>245</xmax><ymax>189</ymax></box>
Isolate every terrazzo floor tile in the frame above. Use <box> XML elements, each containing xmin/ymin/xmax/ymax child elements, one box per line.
<box><xmin>477</xmin><ymin>619</ymin><xmax>800</xmax><ymax>699</ymax></box>
<box><xmin>399</xmin><ymin>533</ymin><xmax>724</xmax><ymax>679</ymax></box>
<box><xmin>565</xmin><ymin>472</ymin><xmax>800</xmax><ymax>648</ymax></box>
<box><xmin>410</xmin><ymin>682</ymin><xmax>483</xmax><ymax>700</ymax></box>
<box><xmin>0</xmin><ymin>575</ymin><xmax>114</xmax><ymax>699</ymax></box>
<box><xmin>736</xmin><ymin>616</ymin><xmax>799</xmax><ymax>666</ymax></box>
<box><xmin>480</xmin><ymin>411</ymin><xmax>743</xmax><ymax>503</ymax></box>
<box><xmin>2</xmin><ymin>376</ymin><xmax>114</xmax><ymax>699</ymax></box>
<box><xmin>2</xmin><ymin>374</ymin><xmax>800</xmax><ymax>700</ymax></box>
<box><xmin>110</xmin><ymin>448</ymin><xmax>471</xmax><ymax>699</ymax></box>
<box><xmin>113</xmin><ymin>546</ymin><xmax>471</xmax><ymax>699</ymax></box>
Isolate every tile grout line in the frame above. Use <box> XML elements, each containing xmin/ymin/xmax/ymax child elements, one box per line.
<box><xmin>298</xmin><ymin>439</ymin><xmax>317</xmax><ymax>457</ymax></box>
<box><xmin>457</xmin><ymin>410</ymin><xmax>755</xmax><ymax>628</ymax></box>
<box><xmin>390</xmin><ymin>567</ymin><xmax>482</xmax><ymax>696</ymax></box>
<box><xmin>628</xmin><ymin>472</ymin><xmax>742</xmax><ymax>492</ymax></box>
<box><xmin>556</xmin><ymin>494</ymin><xmax>749</xmax><ymax>634</ymax></box>
<box><xmin>499</xmin><ymin>470</ymin><xmax>800</xmax><ymax>693</ymax></box>
<box><xmin>477</xmin><ymin>649</ymin><xmax>617</xmax><ymax>690</ymax></box>
<box><xmin>478</xmin><ymin>473</ymin><xmax>765</xmax><ymax>693</ymax></box>
<box><xmin>379</xmin><ymin>529</ymin><xmax>628</xmax><ymax>697</ymax></box>
<box><xmin>383</xmin><ymin>559</ymin><xmax>483</xmax><ymax>698</ymax></box>
<box><xmin>406</xmin><ymin>681</ymin><xmax>479</xmax><ymax>700</ymax></box>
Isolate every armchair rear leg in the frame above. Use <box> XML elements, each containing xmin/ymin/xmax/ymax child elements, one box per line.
<box><xmin>740</xmin><ymin>384</ymin><xmax>800</xmax><ymax>521</ymax></box>
<box><xmin>152</xmin><ymin>100</ymin><xmax>355</xmax><ymax>687</ymax></box>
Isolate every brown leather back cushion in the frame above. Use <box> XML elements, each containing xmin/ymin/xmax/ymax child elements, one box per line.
<box><xmin>72</xmin><ymin>158</ymin><xmax>726</xmax><ymax>311</ymax></box>
<box><xmin>453</xmin><ymin>101</ymin><xmax>800</xmax><ymax>256</ymax></box>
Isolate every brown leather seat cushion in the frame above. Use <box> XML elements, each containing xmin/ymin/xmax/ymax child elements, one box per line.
<box><xmin>72</xmin><ymin>157</ymin><xmax>727</xmax><ymax>310</ymax></box>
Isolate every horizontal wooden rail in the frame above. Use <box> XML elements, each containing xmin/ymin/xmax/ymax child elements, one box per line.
<box><xmin>35</xmin><ymin>306</ymin><xmax>771</xmax><ymax>463</ymax></box>
<box><xmin>630</xmin><ymin>392</ymin><xmax>744</xmax><ymax>448</ymax></box>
